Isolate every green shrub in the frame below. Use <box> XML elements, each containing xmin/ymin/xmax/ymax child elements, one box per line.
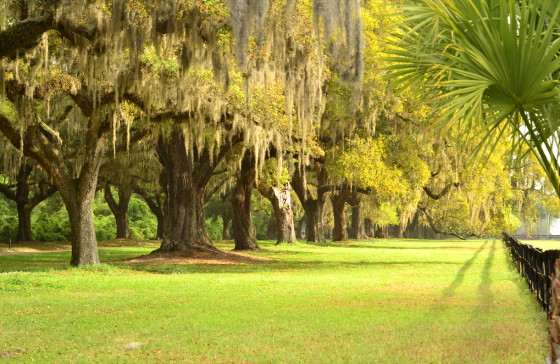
<box><xmin>0</xmin><ymin>197</ymin><xmax>17</xmax><ymax>243</ymax></box>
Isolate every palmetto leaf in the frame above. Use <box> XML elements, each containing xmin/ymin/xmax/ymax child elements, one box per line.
<box><xmin>387</xmin><ymin>0</ymin><xmax>560</xmax><ymax>197</ymax></box>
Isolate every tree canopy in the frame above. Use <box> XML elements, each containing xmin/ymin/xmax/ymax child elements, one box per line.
<box><xmin>0</xmin><ymin>0</ymin><xmax>556</xmax><ymax>265</ymax></box>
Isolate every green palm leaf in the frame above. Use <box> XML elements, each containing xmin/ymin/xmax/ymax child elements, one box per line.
<box><xmin>387</xmin><ymin>0</ymin><xmax>560</xmax><ymax>197</ymax></box>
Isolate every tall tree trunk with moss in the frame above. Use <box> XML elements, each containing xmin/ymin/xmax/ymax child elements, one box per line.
<box><xmin>104</xmin><ymin>184</ymin><xmax>132</xmax><ymax>239</ymax></box>
<box><xmin>257</xmin><ymin>181</ymin><xmax>297</xmax><ymax>245</ymax></box>
<box><xmin>374</xmin><ymin>225</ymin><xmax>388</xmax><ymax>238</ymax></box>
<box><xmin>222</xmin><ymin>212</ymin><xmax>232</xmax><ymax>240</ymax></box>
<box><xmin>134</xmin><ymin>185</ymin><xmax>165</xmax><ymax>240</ymax></box>
<box><xmin>0</xmin><ymin>160</ymin><xmax>56</xmax><ymax>242</ymax></box>
<box><xmin>0</xmin><ymin>108</ymin><xmax>108</xmax><ymax>265</ymax></box>
<box><xmin>156</xmin><ymin>128</ymin><xmax>240</xmax><ymax>253</ymax></box>
<box><xmin>364</xmin><ymin>218</ymin><xmax>374</xmax><ymax>238</ymax></box>
<box><xmin>348</xmin><ymin>194</ymin><xmax>366</xmax><ymax>240</ymax></box>
<box><xmin>14</xmin><ymin>163</ymin><xmax>33</xmax><ymax>242</ymax></box>
<box><xmin>331</xmin><ymin>186</ymin><xmax>351</xmax><ymax>241</ymax></box>
<box><xmin>231</xmin><ymin>154</ymin><xmax>259</xmax><ymax>251</ymax></box>
<box><xmin>292</xmin><ymin>165</ymin><xmax>328</xmax><ymax>243</ymax></box>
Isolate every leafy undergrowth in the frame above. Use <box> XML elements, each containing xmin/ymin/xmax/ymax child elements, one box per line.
<box><xmin>0</xmin><ymin>239</ymin><xmax>548</xmax><ymax>363</ymax></box>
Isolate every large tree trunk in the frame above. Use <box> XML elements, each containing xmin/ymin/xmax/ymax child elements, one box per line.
<box><xmin>364</xmin><ymin>218</ymin><xmax>374</xmax><ymax>237</ymax></box>
<box><xmin>14</xmin><ymin>162</ymin><xmax>33</xmax><ymax>242</ymax></box>
<box><xmin>231</xmin><ymin>155</ymin><xmax>259</xmax><ymax>250</ymax></box>
<box><xmin>15</xmin><ymin>203</ymin><xmax>33</xmax><ymax>242</ymax></box>
<box><xmin>257</xmin><ymin>182</ymin><xmax>297</xmax><ymax>245</ymax></box>
<box><xmin>63</xmin><ymin>183</ymin><xmax>100</xmax><ymax>266</ymax></box>
<box><xmin>156</xmin><ymin>129</ymin><xmax>239</xmax><ymax>253</ymax></box>
<box><xmin>58</xmin><ymin>128</ymin><xmax>107</xmax><ymax>266</ymax></box>
<box><xmin>348</xmin><ymin>194</ymin><xmax>366</xmax><ymax>240</ymax></box>
<box><xmin>303</xmin><ymin>199</ymin><xmax>326</xmax><ymax>242</ymax></box>
<box><xmin>156</xmin><ymin>130</ymin><xmax>214</xmax><ymax>252</ymax></box>
<box><xmin>331</xmin><ymin>187</ymin><xmax>350</xmax><ymax>241</ymax></box>
<box><xmin>292</xmin><ymin>165</ymin><xmax>328</xmax><ymax>243</ymax></box>
<box><xmin>104</xmin><ymin>184</ymin><xmax>132</xmax><ymax>239</ymax></box>
<box><xmin>374</xmin><ymin>225</ymin><xmax>389</xmax><ymax>238</ymax></box>
<box><xmin>221</xmin><ymin>212</ymin><xmax>231</xmax><ymax>240</ymax></box>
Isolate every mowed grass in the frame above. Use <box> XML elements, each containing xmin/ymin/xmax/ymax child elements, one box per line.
<box><xmin>0</xmin><ymin>239</ymin><xmax>548</xmax><ymax>363</ymax></box>
<box><xmin>519</xmin><ymin>239</ymin><xmax>560</xmax><ymax>251</ymax></box>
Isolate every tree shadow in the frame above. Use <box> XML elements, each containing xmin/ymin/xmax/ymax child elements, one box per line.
<box><xmin>113</xmin><ymin>259</ymin><xmax>461</xmax><ymax>275</ymax></box>
<box><xmin>443</xmin><ymin>241</ymin><xmax>488</xmax><ymax>298</ymax></box>
<box><xmin>478</xmin><ymin>240</ymin><xmax>495</xmax><ymax>304</ymax></box>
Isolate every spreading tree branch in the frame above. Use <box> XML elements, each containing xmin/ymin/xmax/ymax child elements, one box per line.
<box><xmin>417</xmin><ymin>205</ymin><xmax>478</xmax><ymax>240</ymax></box>
<box><xmin>423</xmin><ymin>182</ymin><xmax>459</xmax><ymax>200</ymax></box>
<box><xmin>0</xmin><ymin>182</ymin><xmax>17</xmax><ymax>200</ymax></box>
<box><xmin>0</xmin><ymin>14</ymin><xmax>54</xmax><ymax>59</ymax></box>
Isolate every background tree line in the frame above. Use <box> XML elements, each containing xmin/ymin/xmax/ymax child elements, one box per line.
<box><xmin>0</xmin><ymin>0</ymin><xmax>559</xmax><ymax>265</ymax></box>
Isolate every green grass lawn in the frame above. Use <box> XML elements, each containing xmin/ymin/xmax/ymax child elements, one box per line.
<box><xmin>518</xmin><ymin>239</ymin><xmax>560</xmax><ymax>251</ymax></box>
<box><xmin>0</xmin><ymin>239</ymin><xmax>548</xmax><ymax>363</ymax></box>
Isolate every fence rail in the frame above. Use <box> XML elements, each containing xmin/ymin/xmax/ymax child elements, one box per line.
<box><xmin>502</xmin><ymin>233</ymin><xmax>560</xmax><ymax>317</ymax></box>
<box><xmin>512</xmin><ymin>234</ymin><xmax>560</xmax><ymax>240</ymax></box>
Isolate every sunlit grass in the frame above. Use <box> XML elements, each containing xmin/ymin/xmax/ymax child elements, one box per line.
<box><xmin>519</xmin><ymin>239</ymin><xmax>560</xmax><ymax>251</ymax></box>
<box><xmin>0</xmin><ymin>239</ymin><xmax>548</xmax><ymax>363</ymax></box>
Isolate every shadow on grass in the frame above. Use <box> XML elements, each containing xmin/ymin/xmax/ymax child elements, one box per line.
<box><xmin>501</xmin><ymin>241</ymin><xmax>545</xmax><ymax>311</ymax></box>
<box><xmin>304</xmin><ymin>240</ymin><xmax>477</xmax><ymax>251</ymax></box>
<box><xmin>443</xmin><ymin>241</ymin><xmax>489</xmax><ymax>298</ymax></box>
<box><xmin>112</xmin><ymin>259</ymin><xmax>462</xmax><ymax>275</ymax></box>
<box><xmin>0</xmin><ymin>242</ymin><xmax>472</xmax><ymax>275</ymax></box>
<box><xmin>478</xmin><ymin>240</ymin><xmax>496</xmax><ymax>304</ymax></box>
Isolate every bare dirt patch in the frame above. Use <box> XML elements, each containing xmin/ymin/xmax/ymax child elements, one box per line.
<box><xmin>122</xmin><ymin>249</ymin><xmax>272</xmax><ymax>265</ymax></box>
<box><xmin>0</xmin><ymin>240</ymin><xmax>159</xmax><ymax>256</ymax></box>
<box><xmin>0</xmin><ymin>349</ymin><xmax>24</xmax><ymax>358</ymax></box>
<box><xmin>0</xmin><ymin>247</ymin><xmax>71</xmax><ymax>255</ymax></box>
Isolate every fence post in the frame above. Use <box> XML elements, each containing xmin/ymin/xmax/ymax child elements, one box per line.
<box><xmin>501</xmin><ymin>233</ymin><xmax>560</xmax><ymax>361</ymax></box>
<box><xmin>549</xmin><ymin>257</ymin><xmax>560</xmax><ymax>362</ymax></box>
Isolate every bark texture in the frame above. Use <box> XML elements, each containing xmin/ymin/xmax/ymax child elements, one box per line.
<box><xmin>257</xmin><ymin>182</ymin><xmax>297</xmax><ymax>245</ymax></box>
<box><xmin>374</xmin><ymin>225</ymin><xmax>389</xmax><ymax>238</ymax></box>
<box><xmin>0</xmin><ymin>110</ymin><xmax>107</xmax><ymax>265</ymax></box>
<box><xmin>156</xmin><ymin>128</ymin><xmax>240</xmax><ymax>252</ymax></box>
<box><xmin>364</xmin><ymin>218</ymin><xmax>374</xmax><ymax>237</ymax></box>
<box><xmin>104</xmin><ymin>184</ymin><xmax>132</xmax><ymax>239</ymax></box>
<box><xmin>292</xmin><ymin>165</ymin><xmax>328</xmax><ymax>243</ymax></box>
<box><xmin>348</xmin><ymin>195</ymin><xmax>367</xmax><ymax>239</ymax></box>
<box><xmin>331</xmin><ymin>186</ymin><xmax>351</xmax><ymax>241</ymax></box>
<box><xmin>231</xmin><ymin>155</ymin><xmax>259</xmax><ymax>250</ymax></box>
<box><xmin>222</xmin><ymin>212</ymin><xmax>232</xmax><ymax>240</ymax></box>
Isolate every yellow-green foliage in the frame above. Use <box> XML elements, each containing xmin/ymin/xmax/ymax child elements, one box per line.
<box><xmin>140</xmin><ymin>46</ymin><xmax>180</xmax><ymax>80</ymax></box>
<box><xmin>328</xmin><ymin>136</ymin><xmax>408</xmax><ymax>200</ymax></box>
<box><xmin>425</xmin><ymin>141</ymin><xmax>520</xmax><ymax>237</ymax></box>
<box><xmin>259</xmin><ymin>157</ymin><xmax>291</xmax><ymax>187</ymax></box>
<box><xmin>387</xmin><ymin>135</ymin><xmax>431</xmax><ymax>206</ymax></box>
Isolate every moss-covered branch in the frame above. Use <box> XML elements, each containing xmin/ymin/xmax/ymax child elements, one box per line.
<box><xmin>422</xmin><ymin>182</ymin><xmax>460</xmax><ymax>200</ymax></box>
<box><xmin>5</xmin><ymin>75</ymin><xmax>81</xmax><ymax>102</ymax></box>
<box><xmin>0</xmin><ymin>14</ymin><xmax>54</xmax><ymax>59</ymax></box>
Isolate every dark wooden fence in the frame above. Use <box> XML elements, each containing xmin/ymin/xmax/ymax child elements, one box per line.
<box><xmin>502</xmin><ymin>233</ymin><xmax>560</xmax><ymax>317</ymax></box>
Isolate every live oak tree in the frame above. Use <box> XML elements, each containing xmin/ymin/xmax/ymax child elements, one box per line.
<box><xmin>327</xmin><ymin>136</ymin><xmax>419</xmax><ymax>240</ymax></box>
<box><xmin>0</xmin><ymin>155</ymin><xmax>56</xmax><ymax>242</ymax></box>
<box><xmin>256</xmin><ymin>158</ymin><xmax>297</xmax><ymax>245</ymax></box>
<box><xmin>0</xmin><ymin>0</ymin><xmax>366</xmax><ymax>264</ymax></box>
